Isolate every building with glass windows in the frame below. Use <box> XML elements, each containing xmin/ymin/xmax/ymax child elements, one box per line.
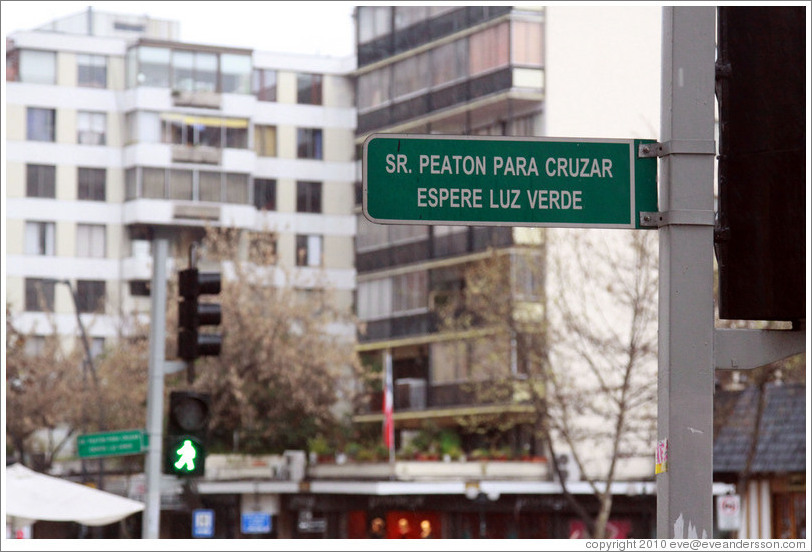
<box><xmin>352</xmin><ymin>4</ymin><xmax>548</xmax><ymax>457</ymax></box>
<box><xmin>5</xmin><ymin>8</ymin><xmax>357</xmax><ymax>361</ymax></box>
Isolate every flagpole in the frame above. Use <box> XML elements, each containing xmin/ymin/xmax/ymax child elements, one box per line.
<box><xmin>384</xmin><ymin>348</ymin><xmax>395</xmax><ymax>464</ymax></box>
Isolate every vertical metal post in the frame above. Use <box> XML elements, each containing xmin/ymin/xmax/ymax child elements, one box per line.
<box><xmin>657</xmin><ymin>7</ymin><xmax>717</xmax><ymax>538</ymax></box>
<box><xmin>143</xmin><ymin>231</ymin><xmax>169</xmax><ymax>539</ymax></box>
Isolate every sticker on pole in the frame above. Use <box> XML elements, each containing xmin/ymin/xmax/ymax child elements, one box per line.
<box><xmin>655</xmin><ymin>438</ymin><xmax>668</xmax><ymax>474</ymax></box>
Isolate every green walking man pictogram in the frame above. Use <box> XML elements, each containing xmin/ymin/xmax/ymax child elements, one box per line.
<box><xmin>174</xmin><ymin>439</ymin><xmax>197</xmax><ymax>471</ymax></box>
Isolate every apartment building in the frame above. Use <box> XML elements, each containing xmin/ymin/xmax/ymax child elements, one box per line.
<box><xmin>5</xmin><ymin>8</ymin><xmax>357</xmax><ymax>360</ymax></box>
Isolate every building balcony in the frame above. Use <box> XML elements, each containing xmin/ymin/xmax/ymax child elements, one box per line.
<box><xmin>356</xmin><ymin>67</ymin><xmax>544</xmax><ymax>137</ymax></box>
<box><xmin>171</xmin><ymin>144</ymin><xmax>221</xmax><ymax>164</ymax></box>
<box><xmin>171</xmin><ymin>89</ymin><xmax>221</xmax><ymax>109</ymax></box>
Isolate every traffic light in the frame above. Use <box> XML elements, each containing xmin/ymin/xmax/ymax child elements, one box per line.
<box><xmin>714</xmin><ymin>7</ymin><xmax>805</xmax><ymax>321</ymax></box>
<box><xmin>164</xmin><ymin>390</ymin><xmax>210</xmax><ymax>477</ymax></box>
<box><xmin>178</xmin><ymin>268</ymin><xmax>222</xmax><ymax>360</ymax></box>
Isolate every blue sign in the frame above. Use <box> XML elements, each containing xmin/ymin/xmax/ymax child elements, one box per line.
<box><xmin>241</xmin><ymin>512</ymin><xmax>272</xmax><ymax>534</ymax></box>
<box><xmin>192</xmin><ymin>509</ymin><xmax>215</xmax><ymax>538</ymax></box>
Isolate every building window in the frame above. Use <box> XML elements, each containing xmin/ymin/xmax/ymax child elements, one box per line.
<box><xmin>511</xmin><ymin>20</ymin><xmax>544</xmax><ymax>67</ymax></box>
<box><xmin>358</xmin><ymin>6</ymin><xmax>392</xmax><ymax>43</ymax></box>
<box><xmin>141</xmin><ymin>167</ymin><xmax>166</xmax><ymax>199</ymax></box>
<box><xmin>225</xmin><ymin>173</ymin><xmax>249</xmax><ymax>204</ymax></box>
<box><xmin>160</xmin><ymin>114</ymin><xmax>247</xmax><ymax>149</ymax></box>
<box><xmin>297</xmin><ymin>128</ymin><xmax>323</xmax><ymax>159</ymax></box>
<box><xmin>253</xmin><ymin>68</ymin><xmax>277</xmax><ymax>101</ymax></box>
<box><xmin>78</xmin><ymin>167</ymin><xmax>106</xmax><ymax>201</ymax></box>
<box><xmin>26</xmin><ymin>164</ymin><xmax>56</xmax><ymax>197</ymax></box>
<box><xmin>255</xmin><ymin>125</ymin><xmax>277</xmax><ymax>157</ymax></box>
<box><xmin>25</xmin><ymin>278</ymin><xmax>55</xmax><ymax>312</ymax></box>
<box><xmin>296</xmin><ymin>181</ymin><xmax>322</xmax><ymax>213</ymax></box>
<box><xmin>134</xmin><ymin>46</ymin><xmax>171</xmax><ymax>87</ymax></box>
<box><xmin>24</xmin><ymin>221</ymin><xmax>55</xmax><ymax>256</ymax></box>
<box><xmin>199</xmin><ymin>171</ymin><xmax>222</xmax><ymax>202</ymax></box>
<box><xmin>77</xmin><ymin>54</ymin><xmax>107</xmax><ymax>88</ymax></box>
<box><xmin>392</xmin><ymin>51</ymin><xmax>430</xmax><ymax>100</ymax></box>
<box><xmin>172</xmin><ymin>49</ymin><xmax>217</xmax><ymax>92</ymax></box>
<box><xmin>19</xmin><ymin>50</ymin><xmax>56</xmax><ymax>84</ymax></box>
<box><xmin>358</xmin><ymin>67</ymin><xmax>391</xmax><ymax>111</ymax></box>
<box><xmin>220</xmin><ymin>53</ymin><xmax>252</xmax><ymax>94</ymax></box>
<box><xmin>296</xmin><ymin>235</ymin><xmax>323</xmax><ymax>267</ymax></box>
<box><xmin>431</xmin><ymin>38</ymin><xmax>468</xmax><ymax>87</ymax></box>
<box><xmin>297</xmin><ymin>73</ymin><xmax>323</xmax><ymax>105</ymax></box>
<box><xmin>76</xmin><ymin>224</ymin><xmax>106</xmax><ymax>258</ymax></box>
<box><xmin>26</xmin><ymin>107</ymin><xmax>55</xmax><ymax>142</ymax></box>
<box><xmin>393</xmin><ymin>272</ymin><xmax>428</xmax><ymax>314</ymax></box>
<box><xmin>469</xmin><ymin>22</ymin><xmax>510</xmax><ymax>76</ymax></box>
<box><xmin>357</xmin><ymin>278</ymin><xmax>392</xmax><ymax>320</ymax></box>
<box><xmin>254</xmin><ymin>178</ymin><xmax>276</xmax><ymax>210</ymax></box>
<box><xmin>76</xmin><ymin>280</ymin><xmax>106</xmax><ymax>313</ymax></box>
<box><xmin>77</xmin><ymin>111</ymin><xmax>106</xmax><ymax>145</ymax></box>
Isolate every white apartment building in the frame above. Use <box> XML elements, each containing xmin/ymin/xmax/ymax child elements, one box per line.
<box><xmin>4</xmin><ymin>8</ymin><xmax>357</xmax><ymax>355</ymax></box>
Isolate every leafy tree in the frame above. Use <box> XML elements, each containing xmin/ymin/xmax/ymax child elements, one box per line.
<box><xmin>437</xmin><ymin>229</ymin><xmax>659</xmax><ymax>538</ymax></box>
<box><xmin>177</xmin><ymin>227</ymin><xmax>364</xmax><ymax>454</ymax></box>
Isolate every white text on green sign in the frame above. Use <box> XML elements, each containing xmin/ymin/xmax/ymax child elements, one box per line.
<box><xmin>363</xmin><ymin>134</ymin><xmax>657</xmax><ymax>228</ymax></box>
<box><xmin>77</xmin><ymin>429</ymin><xmax>146</xmax><ymax>458</ymax></box>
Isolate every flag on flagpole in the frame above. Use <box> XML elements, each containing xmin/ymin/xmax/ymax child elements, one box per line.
<box><xmin>383</xmin><ymin>351</ymin><xmax>394</xmax><ymax>457</ymax></box>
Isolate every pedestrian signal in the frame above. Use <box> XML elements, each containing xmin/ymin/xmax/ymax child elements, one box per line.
<box><xmin>164</xmin><ymin>391</ymin><xmax>210</xmax><ymax>477</ymax></box>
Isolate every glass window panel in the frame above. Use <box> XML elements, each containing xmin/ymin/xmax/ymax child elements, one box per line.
<box><xmin>172</xmin><ymin>50</ymin><xmax>194</xmax><ymax>91</ymax></box>
<box><xmin>194</xmin><ymin>51</ymin><xmax>218</xmax><ymax>92</ymax></box>
<box><xmin>395</xmin><ymin>6</ymin><xmax>428</xmax><ymax>30</ymax></box>
<box><xmin>138</xmin><ymin>46</ymin><xmax>170</xmax><ymax>87</ymax></box>
<box><xmin>431</xmin><ymin>341</ymin><xmax>468</xmax><ymax>383</ymax></box>
<box><xmin>77</xmin><ymin>280</ymin><xmax>106</xmax><ymax>313</ymax></box>
<box><xmin>142</xmin><ymin>167</ymin><xmax>166</xmax><ymax>198</ymax></box>
<box><xmin>199</xmin><ymin>171</ymin><xmax>221</xmax><ymax>202</ymax></box>
<box><xmin>297</xmin><ymin>73</ymin><xmax>323</xmax><ymax>105</ymax></box>
<box><xmin>169</xmin><ymin>169</ymin><xmax>192</xmax><ymax>200</ymax></box>
<box><xmin>25</xmin><ymin>279</ymin><xmax>55</xmax><ymax>312</ymax></box>
<box><xmin>357</xmin><ymin>215</ymin><xmax>389</xmax><ymax>250</ymax></box>
<box><xmin>225</xmin><ymin>173</ymin><xmax>248</xmax><ymax>204</ymax></box>
<box><xmin>76</xmin><ymin>224</ymin><xmax>105</xmax><ymax>258</ymax></box>
<box><xmin>296</xmin><ymin>234</ymin><xmax>323</xmax><ymax>267</ymax></box>
<box><xmin>253</xmin><ymin>178</ymin><xmax>276</xmax><ymax>210</ymax></box>
<box><xmin>358</xmin><ymin>6</ymin><xmax>391</xmax><ymax>43</ymax></box>
<box><xmin>24</xmin><ymin>221</ymin><xmax>55</xmax><ymax>255</ymax></box>
<box><xmin>297</xmin><ymin>128</ymin><xmax>322</xmax><ymax>159</ymax></box>
<box><xmin>78</xmin><ymin>167</ymin><xmax>106</xmax><ymax>201</ymax></box>
<box><xmin>125</xmin><ymin>168</ymin><xmax>138</xmax><ymax>199</ymax></box>
<box><xmin>296</xmin><ymin>181</ymin><xmax>322</xmax><ymax>213</ymax></box>
<box><xmin>19</xmin><ymin>50</ymin><xmax>56</xmax><ymax>84</ymax></box>
<box><xmin>469</xmin><ymin>22</ymin><xmax>510</xmax><ymax>76</ymax></box>
<box><xmin>253</xmin><ymin>68</ymin><xmax>277</xmax><ymax>101</ymax></box>
<box><xmin>432</xmin><ymin>38</ymin><xmax>468</xmax><ymax>86</ymax></box>
<box><xmin>512</xmin><ymin>20</ymin><xmax>543</xmax><ymax>66</ymax></box>
<box><xmin>254</xmin><ymin>125</ymin><xmax>277</xmax><ymax>157</ymax></box>
<box><xmin>77</xmin><ymin>111</ymin><xmax>106</xmax><ymax>145</ymax></box>
<box><xmin>221</xmin><ymin>53</ymin><xmax>251</xmax><ymax>94</ymax></box>
<box><xmin>358</xmin><ymin>68</ymin><xmax>390</xmax><ymax>111</ymax></box>
<box><xmin>198</xmin><ymin>123</ymin><xmax>221</xmax><ymax>147</ymax></box>
<box><xmin>26</xmin><ymin>164</ymin><xmax>56</xmax><ymax>197</ymax></box>
<box><xmin>26</xmin><ymin>107</ymin><xmax>55</xmax><ymax>142</ymax></box>
<box><xmin>225</xmin><ymin>125</ymin><xmax>247</xmax><ymax>149</ymax></box>
<box><xmin>77</xmin><ymin>53</ymin><xmax>107</xmax><ymax>88</ymax></box>
<box><xmin>392</xmin><ymin>51</ymin><xmax>429</xmax><ymax>99</ymax></box>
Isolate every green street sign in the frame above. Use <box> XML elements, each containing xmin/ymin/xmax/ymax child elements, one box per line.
<box><xmin>363</xmin><ymin>134</ymin><xmax>658</xmax><ymax>229</ymax></box>
<box><xmin>77</xmin><ymin>429</ymin><xmax>147</xmax><ymax>458</ymax></box>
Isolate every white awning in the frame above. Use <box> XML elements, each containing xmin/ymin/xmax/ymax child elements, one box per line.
<box><xmin>4</xmin><ymin>464</ymin><xmax>144</xmax><ymax>527</ymax></box>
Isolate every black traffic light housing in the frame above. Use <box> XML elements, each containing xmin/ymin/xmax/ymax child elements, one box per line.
<box><xmin>178</xmin><ymin>268</ymin><xmax>223</xmax><ymax>360</ymax></box>
<box><xmin>714</xmin><ymin>6</ymin><xmax>806</xmax><ymax>322</ymax></box>
<box><xmin>164</xmin><ymin>390</ymin><xmax>211</xmax><ymax>477</ymax></box>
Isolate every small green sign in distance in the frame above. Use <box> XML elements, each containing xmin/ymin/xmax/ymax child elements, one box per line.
<box><xmin>363</xmin><ymin>134</ymin><xmax>658</xmax><ymax>229</ymax></box>
<box><xmin>77</xmin><ymin>429</ymin><xmax>147</xmax><ymax>458</ymax></box>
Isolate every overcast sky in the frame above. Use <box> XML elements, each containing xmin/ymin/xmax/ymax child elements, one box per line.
<box><xmin>1</xmin><ymin>0</ymin><xmax>357</xmax><ymax>57</ymax></box>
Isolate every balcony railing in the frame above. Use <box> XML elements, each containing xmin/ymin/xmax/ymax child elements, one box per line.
<box><xmin>360</xmin><ymin>380</ymin><xmax>517</xmax><ymax>414</ymax></box>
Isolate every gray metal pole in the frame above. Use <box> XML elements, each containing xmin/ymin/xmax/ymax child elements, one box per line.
<box><xmin>143</xmin><ymin>231</ymin><xmax>169</xmax><ymax>539</ymax></box>
<box><xmin>656</xmin><ymin>7</ymin><xmax>717</xmax><ymax>539</ymax></box>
